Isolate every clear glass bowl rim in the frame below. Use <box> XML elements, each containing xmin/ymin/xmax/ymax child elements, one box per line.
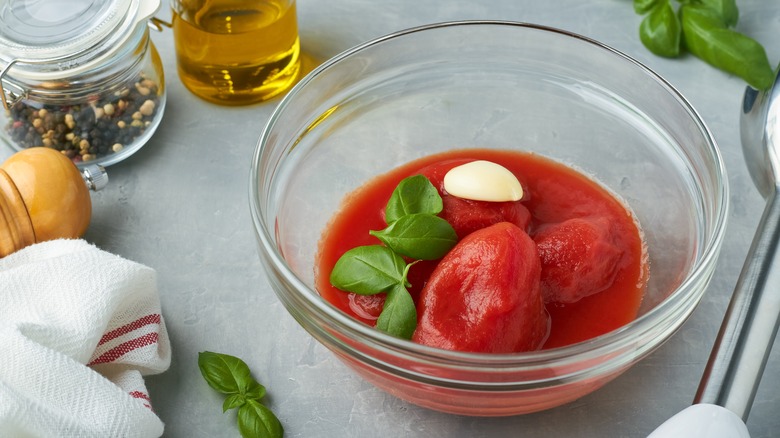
<box><xmin>249</xmin><ymin>20</ymin><xmax>729</xmax><ymax>375</ymax></box>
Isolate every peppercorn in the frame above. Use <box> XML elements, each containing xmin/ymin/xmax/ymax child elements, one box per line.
<box><xmin>2</xmin><ymin>73</ymin><xmax>162</xmax><ymax>164</ymax></box>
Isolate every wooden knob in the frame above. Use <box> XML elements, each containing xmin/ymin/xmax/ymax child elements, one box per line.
<box><xmin>0</xmin><ymin>148</ymin><xmax>92</xmax><ymax>257</ymax></box>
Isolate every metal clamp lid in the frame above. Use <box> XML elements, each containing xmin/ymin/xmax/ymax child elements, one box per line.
<box><xmin>0</xmin><ymin>60</ymin><xmax>23</xmax><ymax>110</ymax></box>
<box><xmin>0</xmin><ymin>55</ymin><xmax>72</xmax><ymax>110</ymax></box>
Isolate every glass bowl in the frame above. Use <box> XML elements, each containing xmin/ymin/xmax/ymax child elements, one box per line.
<box><xmin>249</xmin><ymin>21</ymin><xmax>728</xmax><ymax>416</ymax></box>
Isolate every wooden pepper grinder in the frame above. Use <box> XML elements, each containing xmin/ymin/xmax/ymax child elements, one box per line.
<box><xmin>0</xmin><ymin>148</ymin><xmax>106</xmax><ymax>257</ymax></box>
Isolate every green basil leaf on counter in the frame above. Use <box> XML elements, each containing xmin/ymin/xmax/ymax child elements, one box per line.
<box><xmin>370</xmin><ymin>214</ymin><xmax>457</xmax><ymax>260</ymax></box>
<box><xmin>639</xmin><ymin>0</ymin><xmax>681</xmax><ymax>57</ymax></box>
<box><xmin>198</xmin><ymin>351</ymin><xmax>254</xmax><ymax>395</ymax></box>
<box><xmin>385</xmin><ymin>174</ymin><xmax>443</xmax><ymax>223</ymax></box>
<box><xmin>244</xmin><ymin>380</ymin><xmax>267</xmax><ymax>401</ymax></box>
<box><xmin>634</xmin><ymin>0</ymin><xmax>659</xmax><ymax>15</ymax></box>
<box><xmin>330</xmin><ymin>245</ymin><xmax>407</xmax><ymax>294</ymax></box>
<box><xmin>632</xmin><ymin>0</ymin><xmax>774</xmax><ymax>90</ymax></box>
<box><xmin>238</xmin><ymin>399</ymin><xmax>284</xmax><ymax>438</ymax></box>
<box><xmin>375</xmin><ymin>285</ymin><xmax>418</xmax><ymax>340</ymax></box>
<box><xmin>199</xmin><ymin>351</ymin><xmax>284</xmax><ymax>437</ymax></box>
<box><xmin>700</xmin><ymin>0</ymin><xmax>739</xmax><ymax>27</ymax></box>
<box><xmin>223</xmin><ymin>394</ymin><xmax>247</xmax><ymax>412</ymax></box>
<box><xmin>681</xmin><ymin>4</ymin><xmax>774</xmax><ymax>90</ymax></box>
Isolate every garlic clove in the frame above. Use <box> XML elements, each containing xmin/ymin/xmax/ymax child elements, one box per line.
<box><xmin>443</xmin><ymin>160</ymin><xmax>523</xmax><ymax>202</ymax></box>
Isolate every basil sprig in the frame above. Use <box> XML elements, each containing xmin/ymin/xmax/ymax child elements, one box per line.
<box><xmin>198</xmin><ymin>351</ymin><xmax>283</xmax><ymax>438</ymax></box>
<box><xmin>634</xmin><ymin>0</ymin><xmax>774</xmax><ymax>90</ymax></box>
<box><xmin>330</xmin><ymin>175</ymin><xmax>457</xmax><ymax>339</ymax></box>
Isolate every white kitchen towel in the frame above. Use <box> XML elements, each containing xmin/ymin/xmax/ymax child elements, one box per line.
<box><xmin>0</xmin><ymin>239</ymin><xmax>171</xmax><ymax>438</ymax></box>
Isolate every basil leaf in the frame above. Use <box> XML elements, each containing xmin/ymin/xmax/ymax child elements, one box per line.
<box><xmin>198</xmin><ymin>351</ymin><xmax>254</xmax><ymax>395</ymax></box>
<box><xmin>223</xmin><ymin>394</ymin><xmax>246</xmax><ymax>412</ymax></box>
<box><xmin>700</xmin><ymin>0</ymin><xmax>738</xmax><ymax>27</ymax></box>
<box><xmin>330</xmin><ymin>245</ymin><xmax>406</xmax><ymax>294</ymax></box>
<box><xmin>385</xmin><ymin>174</ymin><xmax>443</xmax><ymax>224</ymax></box>
<box><xmin>681</xmin><ymin>4</ymin><xmax>774</xmax><ymax>90</ymax></box>
<box><xmin>238</xmin><ymin>399</ymin><xmax>284</xmax><ymax>438</ymax></box>
<box><xmin>370</xmin><ymin>214</ymin><xmax>457</xmax><ymax>260</ymax></box>
<box><xmin>245</xmin><ymin>380</ymin><xmax>267</xmax><ymax>401</ymax></box>
<box><xmin>634</xmin><ymin>0</ymin><xmax>658</xmax><ymax>15</ymax></box>
<box><xmin>639</xmin><ymin>0</ymin><xmax>681</xmax><ymax>58</ymax></box>
<box><xmin>375</xmin><ymin>285</ymin><xmax>417</xmax><ymax>339</ymax></box>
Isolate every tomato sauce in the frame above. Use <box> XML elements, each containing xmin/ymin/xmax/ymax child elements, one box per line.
<box><xmin>315</xmin><ymin>149</ymin><xmax>647</xmax><ymax>350</ymax></box>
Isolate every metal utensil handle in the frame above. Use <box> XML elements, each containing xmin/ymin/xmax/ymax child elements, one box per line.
<box><xmin>694</xmin><ymin>189</ymin><xmax>780</xmax><ymax>420</ymax></box>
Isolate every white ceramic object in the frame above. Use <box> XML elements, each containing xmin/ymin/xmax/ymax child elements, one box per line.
<box><xmin>648</xmin><ymin>404</ymin><xmax>750</xmax><ymax>438</ymax></box>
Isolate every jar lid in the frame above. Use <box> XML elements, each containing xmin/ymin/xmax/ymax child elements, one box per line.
<box><xmin>0</xmin><ymin>0</ymin><xmax>160</xmax><ymax>79</ymax></box>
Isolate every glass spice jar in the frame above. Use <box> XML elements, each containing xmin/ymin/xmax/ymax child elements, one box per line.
<box><xmin>0</xmin><ymin>0</ymin><xmax>166</xmax><ymax>169</ymax></box>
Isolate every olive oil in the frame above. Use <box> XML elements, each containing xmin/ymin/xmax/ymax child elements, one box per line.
<box><xmin>172</xmin><ymin>0</ymin><xmax>300</xmax><ymax>105</ymax></box>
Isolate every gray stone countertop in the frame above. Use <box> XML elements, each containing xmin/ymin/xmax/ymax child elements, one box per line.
<box><xmin>5</xmin><ymin>1</ymin><xmax>778</xmax><ymax>437</ymax></box>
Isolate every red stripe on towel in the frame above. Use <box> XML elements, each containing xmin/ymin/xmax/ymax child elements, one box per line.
<box><xmin>88</xmin><ymin>332</ymin><xmax>159</xmax><ymax>365</ymax></box>
<box><xmin>130</xmin><ymin>391</ymin><xmax>152</xmax><ymax>409</ymax></box>
<box><xmin>97</xmin><ymin>314</ymin><xmax>161</xmax><ymax>346</ymax></box>
<box><xmin>130</xmin><ymin>391</ymin><xmax>150</xmax><ymax>401</ymax></box>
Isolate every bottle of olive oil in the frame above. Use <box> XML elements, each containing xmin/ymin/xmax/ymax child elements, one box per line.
<box><xmin>171</xmin><ymin>0</ymin><xmax>301</xmax><ymax>105</ymax></box>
